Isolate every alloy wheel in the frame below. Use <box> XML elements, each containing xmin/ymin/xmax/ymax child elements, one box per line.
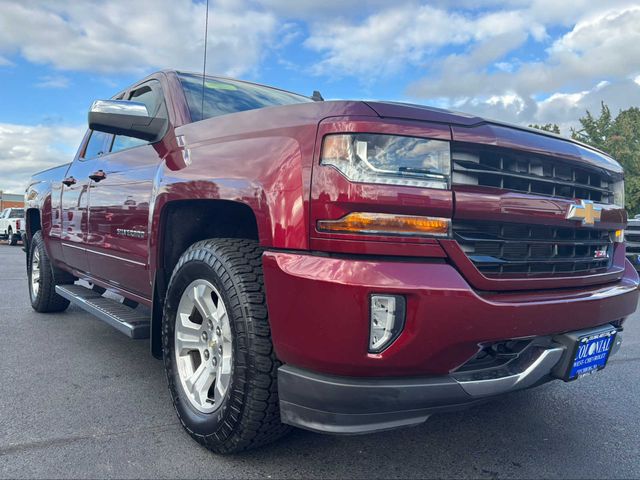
<box><xmin>174</xmin><ymin>279</ymin><xmax>233</xmax><ymax>413</ymax></box>
<box><xmin>30</xmin><ymin>249</ymin><xmax>40</xmax><ymax>301</ymax></box>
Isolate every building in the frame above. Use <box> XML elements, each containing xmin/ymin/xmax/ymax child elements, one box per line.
<box><xmin>0</xmin><ymin>192</ymin><xmax>24</xmax><ymax>209</ymax></box>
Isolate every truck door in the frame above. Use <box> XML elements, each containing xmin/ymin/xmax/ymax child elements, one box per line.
<box><xmin>85</xmin><ymin>79</ymin><xmax>167</xmax><ymax>299</ymax></box>
<box><xmin>0</xmin><ymin>209</ymin><xmax>7</xmax><ymax>236</ymax></box>
<box><xmin>60</xmin><ymin>130</ymin><xmax>111</xmax><ymax>273</ymax></box>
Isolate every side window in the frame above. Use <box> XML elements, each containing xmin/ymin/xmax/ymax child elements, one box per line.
<box><xmin>110</xmin><ymin>80</ymin><xmax>166</xmax><ymax>154</ymax></box>
<box><xmin>130</xmin><ymin>83</ymin><xmax>163</xmax><ymax>116</ymax></box>
<box><xmin>82</xmin><ymin>130</ymin><xmax>111</xmax><ymax>159</ymax></box>
<box><xmin>111</xmin><ymin>135</ymin><xmax>146</xmax><ymax>152</ymax></box>
<box><xmin>178</xmin><ymin>73</ymin><xmax>311</xmax><ymax>121</ymax></box>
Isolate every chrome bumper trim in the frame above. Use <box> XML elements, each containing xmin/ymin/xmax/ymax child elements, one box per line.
<box><xmin>455</xmin><ymin>347</ymin><xmax>565</xmax><ymax>397</ymax></box>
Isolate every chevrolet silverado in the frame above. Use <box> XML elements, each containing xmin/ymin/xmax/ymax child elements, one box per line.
<box><xmin>24</xmin><ymin>70</ymin><xmax>639</xmax><ymax>453</ymax></box>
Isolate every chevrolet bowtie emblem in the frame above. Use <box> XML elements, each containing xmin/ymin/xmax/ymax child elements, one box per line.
<box><xmin>566</xmin><ymin>200</ymin><xmax>602</xmax><ymax>226</ymax></box>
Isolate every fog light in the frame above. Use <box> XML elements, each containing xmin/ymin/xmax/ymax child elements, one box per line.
<box><xmin>369</xmin><ymin>294</ymin><xmax>406</xmax><ymax>353</ymax></box>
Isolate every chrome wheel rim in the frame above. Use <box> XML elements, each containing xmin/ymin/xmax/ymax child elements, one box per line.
<box><xmin>30</xmin><ymin>249</ymin><xmax>40</xmax><ymax>300</ymax></box>
<box><xmin>174</xmin><ymin>279</ymin><xmax>233</xmax><ymax>414</ymax></box>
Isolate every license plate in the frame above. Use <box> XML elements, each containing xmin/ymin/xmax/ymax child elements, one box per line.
<box><xmin>567</xmin><ymin>331</ymin><xmax>616</xmax><ymax>380</ymax></box>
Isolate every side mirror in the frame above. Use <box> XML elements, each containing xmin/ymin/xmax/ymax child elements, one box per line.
<box><xmin>88</xmin><ymin>100</ymin><xmax>167</xmax><ymax>143</ymax></box>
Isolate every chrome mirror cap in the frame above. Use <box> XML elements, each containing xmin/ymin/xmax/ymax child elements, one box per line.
<box><xmin>88</xmin><ymin>99</ymin><xmax>167</xmax><ymax>143</ymax></box>
<box><xmin>89</xmin><ymin>99</ymin><xmax>149</xmax><ymax>117</ymax></box>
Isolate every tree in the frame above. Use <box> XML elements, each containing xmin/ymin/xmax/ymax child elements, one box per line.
<box><xmin>571</xmin><ymin>102</ymin><xmax>640</xmax><ymax>216</ymax></box>
<box><xmin>529</xmin><ymin>123</ymin><xmax>561</xmax><ymax>134</ymax></box>
<box><xmin>571</xmin><ymin>102</ymin><xmax>613</xmax><ymax>151</ymax></box>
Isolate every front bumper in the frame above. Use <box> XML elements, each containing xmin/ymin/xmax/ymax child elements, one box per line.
<box><xmin>263</xmin><ymin>251</ymin><xmax>638</xmax><ymax>377</ymax></box>
<box><xmin>278</xmin><ymin>327</ymin><xmax>623</xmax><ymax>434</ymax></box>
<box><xmin>263</xmin><ymin>251</ymin><xmax>637</xmax><ymax>433</ymax></box>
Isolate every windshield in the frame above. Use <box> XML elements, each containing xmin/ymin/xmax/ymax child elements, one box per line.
<box><xmin>178</xmin><ymin>73</ymin><xmax>312</xmax><ymax>122</ymax></box>
<box><xmin>9</xmin><ymin>209</ymin><xmax>24</xmax><ymax>218</ymax></box>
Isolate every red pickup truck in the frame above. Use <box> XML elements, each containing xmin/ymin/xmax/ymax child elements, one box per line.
<box><xmin>24</xmin><ymin>70</ymin><xmax>639</xmax><ymax>453</ymax></box>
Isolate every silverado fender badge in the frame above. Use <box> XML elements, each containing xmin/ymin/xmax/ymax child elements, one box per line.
<box><xmin>566</xmin><ymin>199</ymin><xmax>602</xmax><ymax>226</ymax></box>
<box><xmin>116</xmin><ymin>228</ymin><xmax>146</xmax><ymax>239</ymax></box>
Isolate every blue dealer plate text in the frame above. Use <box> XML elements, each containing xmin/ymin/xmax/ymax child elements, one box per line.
<box><xmin>569</xmin><ymin>334</ymin><xmax>615</xmax><ymax>379</ymax></box>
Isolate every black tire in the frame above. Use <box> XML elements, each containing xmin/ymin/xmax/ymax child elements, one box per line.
<box><xmin>162</xmin><ymin>238</ymin><xmax>290</xmax><ymax>453</ymax></box>
<box><xmin>28</xmin><ymin>231</ymin><xmax>74</xmax><ymax>313</ymax></box>
<box><xmin>8</xmin><ymin>228</ymin><xmax>17</xmax><ymax>246</ymax></box>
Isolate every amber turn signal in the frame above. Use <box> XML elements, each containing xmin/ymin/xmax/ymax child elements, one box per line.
<box><xmin>317</xmin><ymin>212</ymin><xmax>450</xmax><ymax>237</ymax></box>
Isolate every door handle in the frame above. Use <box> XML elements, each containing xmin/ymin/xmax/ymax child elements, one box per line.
<box><xmin>89</xmin><ymin>170</ymin><xmax>107</xmax><ymax>182</ymax></box>
<box><xmin>62</xmin><ymin>176</ymin><xmax>76</xmax><ymax>187</ymax></box>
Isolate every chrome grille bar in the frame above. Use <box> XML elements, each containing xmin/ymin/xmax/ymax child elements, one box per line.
<box><xmin>453</xmin><ymin>221</ymin><xmax>614</xmax><ymax>277</ymax></box>
<box><xmin>452</xmin><ymin>147</ymin><xmax>617</xmax><ymax>203</ymax></box>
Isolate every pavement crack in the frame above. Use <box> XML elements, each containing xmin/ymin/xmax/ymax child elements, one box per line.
<box><xmin>608</xmin><ymin>356</ymin><xmax>640</xmax><ymax>364</ymax></box>
<box><xmin>0</xmin><ymin>423</ymin><xmax>177</xmax><ymax>456</ymax></box>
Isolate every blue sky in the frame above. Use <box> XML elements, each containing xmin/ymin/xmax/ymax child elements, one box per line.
<box><xmin>1</xmin><ymin>0</ymin><xmax>640</xmax><ymax>192</ymax></box>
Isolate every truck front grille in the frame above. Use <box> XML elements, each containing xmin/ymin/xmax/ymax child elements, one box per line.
<box><xmin>626</xmin><ymin>224</ymin><xmax>640</xmax><ymax>256</ymax></box>
<box><xmin>452</xmin><ymin>145</ymin><xmax>617</xmax><ymax>204</ymax></box>
<box><xmin>453</xmin><ymin>221</ymin><xmax>614</xmax><ymax>277</ymax></box>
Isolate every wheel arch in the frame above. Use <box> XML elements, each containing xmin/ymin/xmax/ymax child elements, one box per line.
<box><xmin>25</xmin><ymin>208</ymin><xmax>42</xmax><ymax>239</ymax></box>
<box><xmin>24</xmin><ymin>208</ymin><xmax>42</xmax><ymax>263</ymax></box>
<box><xmin>150</xmin><ymin>198</ymin><xmax>260</xmax><ymax>358</ymax></box>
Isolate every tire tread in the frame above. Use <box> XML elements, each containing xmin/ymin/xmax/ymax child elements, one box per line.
<box><xmin>163</xmin><ymin>238</ymin><xmax>290</xmax><ymax>453</ymax></box>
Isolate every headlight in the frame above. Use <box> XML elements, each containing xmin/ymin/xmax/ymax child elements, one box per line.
<box><xmin>320</xmin><ymin>134</ymin><xmax>451</xmax><ymax>189</ymax></box>
<box><xmin>613</xmin><ymin>179</ymin><xmax>625</xmax><ymax>207</ymax></box>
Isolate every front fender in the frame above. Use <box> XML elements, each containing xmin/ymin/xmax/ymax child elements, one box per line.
<box><xmin>150</xmin><ymin>134</ymin><xmax>312</xmax><ymax>252</ymax></box>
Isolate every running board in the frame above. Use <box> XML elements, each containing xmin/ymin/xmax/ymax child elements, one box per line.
<box><xmin>55</xmin><ymin>284</ymin><xmax>150</xmax><ymax>339</ymax></box>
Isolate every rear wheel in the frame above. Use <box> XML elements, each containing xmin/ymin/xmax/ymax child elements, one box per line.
<box><xmin>162</xmin><ymin>238</ymin><xmax>289</xmax><ymax>453</ymax></box>
<box><xmin>28</xmin><ymin>231</ymin><xmax>73</xmax><ymax>312</ymax></box>
<box><xmin>8</xmin><ymin>227</ymin><xmax>17</xmax><ymax>246</ymax></box>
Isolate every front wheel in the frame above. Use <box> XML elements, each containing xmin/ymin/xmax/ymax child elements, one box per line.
<box><xmin>162</xmin><ymin>238</ymin><xmax>290</xmax><ymax>453</ymax></box>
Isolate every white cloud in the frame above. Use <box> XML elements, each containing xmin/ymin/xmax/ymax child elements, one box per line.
<box><xmin>445</xmin><ymin>79</ymin><xmax>640</xmax><ymax>134</ymax></box>
<box><xmin>35</xmin><ymin>75</ymin><xmax>71</xmax><ymax>89</ymax></box>
<box><xmin>256</xmin><ymin>0</ymin><xmax>397</xmax><ymax>19</ymax></box>
<box><xmin>0</xmin><ymin>123</ymin><xmax>85</xmax><ymax>194</ymax></box>
<box><xmin>486</xmin><ymin>93</ymin><xmax>527</xmax><ymax>114</ymax></box>
<box><xmin>407</xmin><ymin>6</ymin><xmax>640</xmax><ymax>98</ymax></box>
<box><xmin>0</xmin><ymin>0</ymin><xmax>278</xmax><ymax>76</ymax></box>
<box><xmin>296</xmin><ymin>1</ymin><xmax>640</xmax><ymax>130</ymax></box>
<box><xmin>389</xmin><ymin>4</ymin><xmax>640</xmax><ymax>131</ymax></box>
<box><xmin>304</xmin><ymin>5</ymin><xmax>543</xmax><ymax>78</ymax></box>
<box><xmin>508</xmin><ymin>0</ymin><xmax>639</xmax><ymax>25</ymax></box>
<box><xmin>258</xmin><ymin>0</ymin><xmax>635</xmax><ymax>24</ymax></box>
<box><xmin>0</xmin><ymin>0</ymin><xmax>638</xmax><ymax>143</ymax></box>
<box><xmin>495</xmin><ymin>62</ymin><xmax>514</xmax><ymax>73</ymax></box>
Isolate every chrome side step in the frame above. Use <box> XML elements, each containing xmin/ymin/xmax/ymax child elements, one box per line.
<box><xmin>55</xmin><ymin>284</ymin><xmax>150</xmax><ymax>339</ymax></box>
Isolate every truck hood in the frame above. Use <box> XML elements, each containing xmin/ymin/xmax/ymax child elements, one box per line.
<box><xmin>363</xmin><ymin>101</ymin><xmax>484</xmax><ymax>126</ymax></box>
<box><xmin>364</xmin><ymin>101</ymin><xmax>623</xmax><ymax>175</ymax></box>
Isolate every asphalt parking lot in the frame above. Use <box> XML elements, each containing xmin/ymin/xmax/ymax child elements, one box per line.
<box><xmin>1</xmin><ymin>243</ymin><xmax>639</xmax><ymax>479</ymax></box>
